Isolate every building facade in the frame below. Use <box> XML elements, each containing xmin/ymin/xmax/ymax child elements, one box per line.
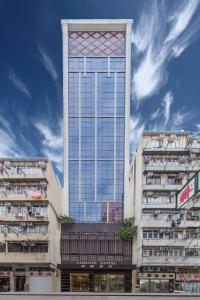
<box><xmin>130</xmin><ymin>132</ymin><xmax>200</xmax><ymax>293</ymax></box>
<box><xmin>0</xmin><ymin>158</ymin><xmax>63</xmax><ymax>293</ymax></box>
<box><xmin>62</xmin><ymin>19</ymin><xmax>132</xmax><ymax>222</ymax></box>
<box><xmin>61</xmin><ymin>19</ymin><xmax>134</xmax><ymax>292</ymax></box>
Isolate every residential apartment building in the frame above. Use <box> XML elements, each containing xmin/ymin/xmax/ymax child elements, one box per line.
<box><xmin>61</xmin><ymin>19</ymin><xmax>134</xmax><ymax>292</ymax></box>
<box><xmin>0</xmin><ymin>158</ymin><xmax>63</xmax><ymax>293</ymax></box>
<box><xmin>130</xmin><ymin>132</ymin><xmax>200</xmax><ymax>293</ymax></box>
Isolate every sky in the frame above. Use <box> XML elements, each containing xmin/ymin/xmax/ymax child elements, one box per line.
<box><xmin>0</xmin><ymin>0</ymin><xmax>200</xmax><ymax>183</ymax></box>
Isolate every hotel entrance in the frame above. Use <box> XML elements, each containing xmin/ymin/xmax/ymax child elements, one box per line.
<box><xmin>94</xmin><ymin>274</ymin><xmax>125</xmax><ymax>292</ymax></box>
<box><xmin>70</xmin><ymin>274</ymin><xmax>89</xmax><ymax>292</ymax></box>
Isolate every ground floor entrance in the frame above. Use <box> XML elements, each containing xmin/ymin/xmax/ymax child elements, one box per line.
<box><xmin>61</xmin><ymin>269</ymin><xmax>132</xmax><ymax>292</ymax></box>
<box><xmin>70</xmin><ymin>274</ymin><xmax>89</xmax><ymax>292</ymax></box>
<box><xmin>94</xmin><ymin>274</ymin><xmax>124</xmax><ymax>292</ymax></box>
<box><xmin>0</xmin><ymin>277</ymin><xmax>10</xmax><ymax>292</ymax></box>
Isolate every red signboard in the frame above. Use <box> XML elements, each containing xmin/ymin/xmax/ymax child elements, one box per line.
<box><xmin>176</xmin><ymin>274</ymin><xmax>200</xmax><ymax>281</ymax></box>
<box><xmin>176</xmin><ymin>177</ymin><xmax>196</xmax><ymax>209</ymax></box>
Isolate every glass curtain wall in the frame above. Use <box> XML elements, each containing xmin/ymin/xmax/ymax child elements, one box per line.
<box><xmin>68</xmin><ymin>31</ymin><xmax>125</xmax><ymax>222</ymax></box>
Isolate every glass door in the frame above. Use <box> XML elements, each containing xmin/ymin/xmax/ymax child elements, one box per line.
<box><xmin>70</xmin><ymin>274</ymin><xmax>89</xmax><ymax>292</ymax></box>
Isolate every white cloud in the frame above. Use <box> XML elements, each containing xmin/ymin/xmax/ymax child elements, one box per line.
<box><xmin>8</xmin><ymin>70</ymin><xmax>31</xmax><ymax>98</ymax></box>
<box><xmin>130</xmin><ymin>116</ymin><xmax>145</xmax><ymax>155</ymax></box>
<box><xmin>33</xmin><ymin>120</ymin><xmax>63</xmax><ymax>172</ymax></box>
<box><xmin>162</xmin><ymin>91</ymin><xmax>174</xmax><ymax>126</ymax></box>
<box><xmin>150</xmin><ymin>108</ymin><xmax>161</xmax><ymax>121</ymax></box>
<box><xmin>37</xmin><ymin>45</ymin><xmax>58</xmax><ymax>80</ymax></box>
<box><xmin>132</xmin><ymin>0</ymin><xmax>200</xmax><ymax>102</ymax></box>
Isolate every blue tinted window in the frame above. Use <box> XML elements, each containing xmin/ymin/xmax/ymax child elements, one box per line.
<box><xmin>81</xmin><ymin>74</ymin><xmax>95</xmax><ymax>116</ymax></box>
<box><xmin>97</xmin><ymin>161</ymin><xmax>114</xmax><ymax>201</ymax></box>
<box><xmin>116</xmin><ymin>118</ymin><xmax>125</xmax><ymax>158</ymax></box>
<box><xmin>116</xmin><ymin>73</ymin><xmax>125</xmax><ymax>116</ymax></box>
<box><xmin>68</xmin><ymin>73</ymin><xmax>79</xmax><ymax>116</ymax></box>
<box><xmin>97</xmin><ymin>74</ymin><xmax>114</xmax><ymax>116</ymax></box>
<box><xmin>81</xmin><ymin>161</ymin><xmax>95</xmax><ymax>201</ymax></box>
<box><xmin>115</xmin><ymin>161</ymin><xmax>124</xmax><ymax>201</ymax></box>
<box><xmin>86</xmin><ymin>58</ymin><xmax>108</xmax><ymax>72</ymax></box>
<box><xmin>69</xmin><ymin>118</ymin><xmax>79</xmax><ymax>158</ymax></box>
<box><xmin>86</xmin><ymin>202</ymin><xmax>107</xmax><ymax>223</ymax></box>
<box><xmin>81</xmin><ymin>118</ymin><xmax>95</xmax><ymax>158</ymax></box>
<box><xmin>97</xmin><ymin>118</ymin><xmax>114</xmax><ymax>159</ymax></box>
<box><xmin>69</xmin><ymin>161</ymin><xmax>79</xmax><ymax>201</ymax></box>
<box><xmin>69</xmin><ymin>58</ymin><xmax>84</xmax><ymax>72</ymax></box>
<box><xmin>70</xmin><ymin>202</ymin><xmax>84</xmax><ymax>222</ymax></box>
<box><xmin>110</xmin><ymin>58</ymin><xmax>125</xmax><ymax>72</ymax></box>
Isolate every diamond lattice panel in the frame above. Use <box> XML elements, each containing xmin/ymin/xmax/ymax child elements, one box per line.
<box><xmin>69</xmin><ymin>31</ymin><xmax>125</xmax><ymax>57</ymax></box>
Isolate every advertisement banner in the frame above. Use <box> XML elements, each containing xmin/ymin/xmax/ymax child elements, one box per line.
<box><xmin>176</xmin><ymin>177</ymin><xmax>196</xmax><ymax>209</ymax></box>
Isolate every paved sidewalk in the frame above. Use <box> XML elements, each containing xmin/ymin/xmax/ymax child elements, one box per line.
<box><xmin>0</xmin><ymin>293</ymin><xmax>199</xmax><ymax>300</ymax></box>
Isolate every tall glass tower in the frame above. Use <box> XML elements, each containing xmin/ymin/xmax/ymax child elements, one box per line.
<box><xmin>62</xmin><ymin>20</ymin><xmax>132</xmax><ymax>223</ymax></box>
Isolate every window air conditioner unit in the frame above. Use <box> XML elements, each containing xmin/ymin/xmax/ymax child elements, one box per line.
<box><xmin>160</xmin><ymin>246</ymin><xmax>165</xmax><ymax>251</ymax></box>
<box><xmin>147</xmin><ymin>172</ymin><xmax>154</xmax><ymax>177</ymax></box>
<box><xmin>5</xmin><ymin>202</ymin><xmax>11</xmax><ymax>206</ymax></box>
<box><xmin>168</xmin><ymin>137</ymin><xmax>175</xmax><ymax>143</ymax></box>
<box><xmin>30</xmin><ymin>242</ymin><xmax>35</xmax><ymax>247</ymax></box>
<box><xmin>25</xmin><ymin>202</ymin><xmax>31</xmax><ymax>207</ymax></box>
<box><xmin>189</xmin><ymin>154</ymin><xmax>196</xmax><ymax>160</ymax></box>
<box><xmin>144</xmin><ymin>156</ymin><xmax>151</xmax><ymax>163</ymax></box>
<box><xmin>27</xmin><ymin>222</ymin><xmax>33</xmax><ymax>226</ymax></box>
<box><xmin>180</xmin><ymin>156</ymin><xmax>188</xmax><ymax>163</ymax></box>
<box><xmin>3</xmin><ymin>181</ymin><xmax>10</xmax><ymax>186</ymax></box>
<box><xmin>38</xmin><ymin>161</ymin><xmax>45</xmax><ymax>165</ymax></box>
<box><xmin>171</xmin><ymin>191</ymin><xmax>176</xmax><ymax>196</ymax></box>
<box><xmin>40</xmin><ymin>181</ymin><xmax>47</xmax><ymax>186</ymax></box>
<box><xmin>146</xmin><ymin>191</ymin><xmax>153</xmax><ymax>196</ymax></box>
<box><xmin>21</xmin><ymin>241</ymin><xmax>28</xmax><ymax>247</ymax></box>
<box><xmin>20</xmin><ymin>222</ymin><xmax>26</xmax><ymax>226</ymax></box>
<box><xmin>154</xmin><ymin>210</ymin><xmax>160</xmax><ymax>215</ymax></box>
<box><xmin>170</xmin><ymin>135</ymin><xmax>177</xmax><ymax>138</ymax></box>
<box><xmin>178</xmin><ymin>173</ymin><xmax>185</xmax><ymax>179</ymax></box>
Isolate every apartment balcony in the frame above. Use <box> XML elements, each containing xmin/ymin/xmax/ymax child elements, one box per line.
<box><xmin>143</xmin><ymin>147</ymin><xmax>189</xmax><ymax>155</ymax></box>
<box><xmin>0</xmin><ymin>213</ymin><xmax>48</xmax><ymax>222</ymax></box>
<box><xmin>143</xmin><ymin>184</ymin><xmax>182</xmax><ymax>192</ymax></box>
<box><xmin>142</xmin><ymin>220</ymin><xmax>172</xmax><ymax>228</ymax></box>
<box><xmin>0</xmin><ymin>194</ymin><xmax>48</xmax><ymax>202</ymax></box>
<box><xmin>0</xmin><ymin>173</ymin><xmax>46</xmax><ymax>180</ymax></box>
<box><xmin>1</xmin><ymin>232</ymin><xmax>49</xmax><ymax>241</ymax></box>
<box><xmin>0</xmin><ymin>252</ymin><xmax>50</xmax><ymax>264</ymax></box>
<box><xmin>142</xmin><ymin>203</ymin><xmax>176</xmax><ymax>209</ymax></box>
<box><xmin>140</xmin><ymin>256</ymin><xmax>200</xmax><ymax>267</ymax></box>
<box><xmin>178</xmin><ymin>220</ymin><xmax>200</xmax><ymax>228</ymax></box>
<box><xmin>142</xmin><ymin>238</ymin><xmax>197</xmax><ymax>247</ymax></box>
<box><xmin>144</xmin><ymin>165</ymin><xmax>190</xmax><ymax>173</ymax></box>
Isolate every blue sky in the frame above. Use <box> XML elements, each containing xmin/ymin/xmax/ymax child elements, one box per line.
<box><xmin>0</xmin><ymin>0</ymin><xmax>200</xmax><ymax>182</ymax></box>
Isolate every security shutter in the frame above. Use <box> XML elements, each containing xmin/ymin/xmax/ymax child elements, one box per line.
<box><xmin>29</xmin><ymin>276</ymin><xmax>53</xmax><ymax>293</ymax></box>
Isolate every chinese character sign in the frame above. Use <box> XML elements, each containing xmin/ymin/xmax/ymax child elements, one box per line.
<box><xmin>176</xmin><ymin>177</ymin><xmax>195</xmax><ymax>209</ymax></box>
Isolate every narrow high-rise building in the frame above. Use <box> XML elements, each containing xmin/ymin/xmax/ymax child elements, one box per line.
<box><xmin>62</xmin><ymin>19</ymin><xmax>132</xmax><ymax>223</ymax></box>
<box><xmin>60</xmin><ymin>19</ymin><xmax>135</xmax><ymax>293</ymax></box>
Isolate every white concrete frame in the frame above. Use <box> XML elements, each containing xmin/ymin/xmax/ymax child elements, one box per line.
<box><xmin>61</xmin><ymin>19</ymin><xmax>133</xmax><ymax>218</ymax></box>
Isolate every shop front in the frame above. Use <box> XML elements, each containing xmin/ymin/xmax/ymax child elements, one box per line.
<box><xmin>0</xmin><ymin>272</ymin><xmax>11</xmax><ymax>292</ymax></box>
<box><xmin>139</xmin><ymin>273</ymin><xmax>175</xmax><ymax>293</ymax></box>
<box><xmin>176</xmin><ymin>274</ymin><xmax>200</xmax><ymax>294</ymax></box>
<box><xmin>61</xmin><ymin>269</ymin><xmax>132</xmax><ymax>293</ymax></box>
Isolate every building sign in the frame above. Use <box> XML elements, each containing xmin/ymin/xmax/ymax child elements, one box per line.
<box><xmin>176</xmin><ymin>274</ymin><xmax>200</xmax><ymax>281</ymax></box>
<box><xmin>29</xmin><ymin>272</ymin><xmax>52</xmax><ymax>277</ymax></box>
<box><xmin>198</xmin><ymin>170</ymin><xmax>200</xmax><ymax>191</ymax></box>
<box><xmin>139</xmin><ymin>273</ymin><xmax>175</xmax><ymax>280</ymax></box>
<box><xmin>176</xmin><ymin>177</ymin><xmax>196</xmax><ymax>209</ymax></box>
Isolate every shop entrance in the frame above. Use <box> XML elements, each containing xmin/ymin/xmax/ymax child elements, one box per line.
<box><xmin>140</xmin><ymin>279</ymin><xmax>169</xmax><ymax>292</ymax></box>
<box><xmin>70</xmin><ymin>274</ymin><xmax>89</xmax><ymax>292</ymax></box>
<box><xmin>0</xmin><ymin>277</ymin><xmax>10</xmax><ymax>292</ymax></box>
<box><xmin>94</xmin><ymin>274</ymin><xmax>124</xmax><ymax>292</ymax></box>
<box><xmin>15</xmin><ymin>276</ymin><xmax>26</xmax><ymax>292</ymax></box>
